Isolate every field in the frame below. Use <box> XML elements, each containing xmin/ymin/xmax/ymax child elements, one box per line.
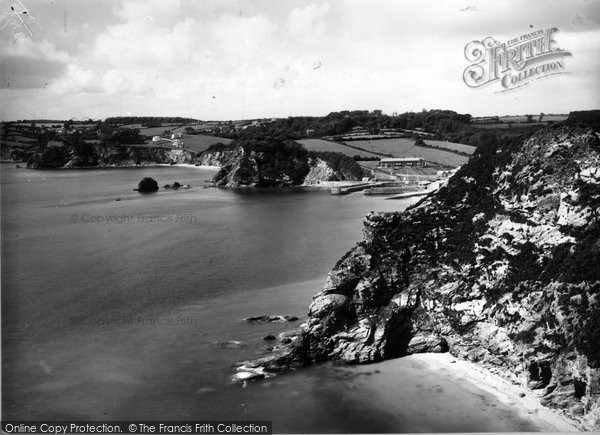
<box><xmin>0</xmin><ymin>140</ymin><xmax>38</xmax><ymax>149</ymax></box>
<box><xmin>297</xmin><ymin>139</ymin><xmax>381</xmax><ymax>158</ymax></box>
<box><xmin>498</xmin><ymin>115</ymin><xmax>568</xmax><ymax>123</ymax></box>
<box><xmin>350</xmin><ymin>138</ymin><xmax>471</xmax><ymax>166</ymax></box>
<box><xmin>424</xmin><ymin>140</ymin><xmax>475</xmax><ymax>154</ymax></box>
<box><xmin>5</xmin><ymin>135</ymin><xmax>37</xmax><ymax>143</ymax></box>
<box><xmin>473</xmin><ymin>122</ymin><xmax>548</xmax><ymax>129</ymax></box>
<box><xmin>138</xmin><ymin>126</ymin><xmax>176</xmax><ymax>137</ymax></box>
<box><xmin>135</xmin><ymin>134</ymin><xmax>231</xmax><ymax>153</ymax></box>
<box><xmin>177</xmin><ymin>134</ymin><xmax>232</xmax><ymax>153</ymax></box>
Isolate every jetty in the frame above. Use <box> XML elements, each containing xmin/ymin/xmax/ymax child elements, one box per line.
<box><xmin>330</xmin><ymin>182</ymin><xmax>385</xmax><ymax>195</ymax></box>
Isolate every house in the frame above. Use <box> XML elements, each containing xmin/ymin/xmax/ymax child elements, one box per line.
<box><xmin>378</xmin><ymin>157</ymin><xmax>425</xmax><ymax>169</ymax></box>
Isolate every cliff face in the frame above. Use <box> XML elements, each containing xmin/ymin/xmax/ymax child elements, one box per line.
<box><xmin>27</xmin><ymin>144</ymin><xmax>197</xmax><ymax>168</ymax></box>
<box><xmin>243</xmin><ymin>127</ymin><xmax>600</xmax><ymax>429</ymax></box>
<box><xmin>209</xmin><ymin>147</ymin><xmax>308</xmax><ymax>187</ymax></box>
<box><xmin>199</xmin><ymin>144</ymin><xmax>354</xmax><ymax>187</ymax></box>
<box><xmin>303</xmin><ymin>158</ymin><xmax>342</xmax><ymax>184</ymax></box>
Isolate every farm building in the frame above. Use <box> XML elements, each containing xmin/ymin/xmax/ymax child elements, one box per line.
<box><xmin>379</xmin><ymin>157</ymin><xmax>425</xmax><ymax>169</ymax></box>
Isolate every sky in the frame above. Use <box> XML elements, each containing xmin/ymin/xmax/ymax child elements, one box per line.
<box><xmin>1</xmin><ymin>0</ymin><xmax>599</xmax><ymax>121</ymax></box>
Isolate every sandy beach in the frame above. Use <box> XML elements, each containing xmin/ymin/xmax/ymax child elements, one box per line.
<box><xmin>165</xmin><ymin>163</ymin><xmax>221</xmax><ymax>170</ymax></box>
<box><xmin>345</xmin><ymin>352</ymin><xmax>581</xmax><ymax>432</ymax></box>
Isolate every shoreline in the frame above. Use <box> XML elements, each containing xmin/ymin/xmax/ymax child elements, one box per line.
<box><xmin>160</xmin><ymin>163</ymin><xmax>221</xmax><ymax>170</ymax></box>
<box><xmin>6</xmin><ymin>162</ymin><xmax>222</xmax><ymax>171</ymax></box>
<box><xmin>339</xmin><ymin>352</ymin><xmax>583</xmax><ymax>432</ymax></box>
<box><xmin>410</xmin><ymin>352</ymin><xmax>582</xmax><ymax>431</ymax></box>
<box><xmin>302</xmin><ymin>180</ymin><xmax>365</xmax><ymax>189</ymax></box>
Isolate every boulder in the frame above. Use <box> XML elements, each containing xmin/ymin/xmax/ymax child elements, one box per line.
<box><xmin>407</xmin><ymin>333</ymin><xmax>449</xmax><ymax>354</ymax></box>
<box><xmin>136</xmin><ymin>177</ymin><xmax>159</xmax><ymax>193</ymax></box>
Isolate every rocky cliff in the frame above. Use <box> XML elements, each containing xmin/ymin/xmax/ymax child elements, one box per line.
<box><xmin>198</xmin><ymin>138</ymin><xmax>361</xmax><ymax>187</ymax></box>
<box><xmin>27</xmin><ymin>136</ymin><xmax>361</xmax><ymax>187</ymax></box>
<box><xmin>27</xmin><ymin>144</ymin><xmax>197</xmax><ymax>168</ymax></box>
<box><xmin>303</xmin><ymin>158</ymin><xmax>343</xmax><ymax>184</ymax></box>
<box><xmin>238</xmin><ymin>126</ymin><xmax>600</xmax><ymax>429</ymax></box>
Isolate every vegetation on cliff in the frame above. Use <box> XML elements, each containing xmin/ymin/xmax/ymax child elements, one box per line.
<box><xmin>201</xmin><ymin>136</ymin><xmax>363</xmax><ymax>187</ymax></box>
<box><xmin>236</xmin><ymin>115</ymin><xmax>600</xmax><ymax>429</ymax></box>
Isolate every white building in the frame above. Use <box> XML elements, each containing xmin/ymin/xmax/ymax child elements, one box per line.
<box><xmin>379</xmin><ymin>157</ymin><xmax>425</xmax><ymax>169</ymax></box>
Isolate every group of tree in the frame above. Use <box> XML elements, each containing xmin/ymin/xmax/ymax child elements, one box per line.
<box><xmin>104</xmin><ymin>116</ymin><xmax>198</xmax><ymax>127</ymax></box>
<box><xmin>98</xmin><ymin>127</ymin><xmax>145</xmax><ymax>146</ymax></box>
<box><xmin>219</xmin><ymin>109</ymin><xmax>474</xmax><ymax>141</ymax></box>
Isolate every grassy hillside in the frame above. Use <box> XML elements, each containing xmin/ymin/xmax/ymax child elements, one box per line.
<box><xmin>297</xmin><ymin>139</ymin><xmax>380</xmax><ymax>159</ymax></box>
<box><xmin>424</xmin><ymin>140</ymin><xmax>475</xmax><ymax>154</ymax></box>
<box><xmin>350</xmin><ymin>138</ymin><xmax>470</xmax><ymax>166</ymax></box>
<box><xmin>136</xmin><ymin>134</ymin><xmax>232</xmax><ymax>153</ymax></box>
<box><xmin>176</xmin><ymin>135</ymin><xmax>232</xmax><ymax>153</ymax></box>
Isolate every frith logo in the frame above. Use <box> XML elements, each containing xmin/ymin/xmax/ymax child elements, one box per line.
<box><xmin>463</xmin><ymin>28</ymin><xmax>572</xmax><ymax>91</ymax></box>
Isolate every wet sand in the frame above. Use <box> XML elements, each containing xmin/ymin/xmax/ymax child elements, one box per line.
<box><xmin>348</xmin><ymin>353</ymin><xmax>581</xmax><ymax>432</ymax></box>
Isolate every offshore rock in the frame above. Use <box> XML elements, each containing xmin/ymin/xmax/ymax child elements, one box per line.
<box><xmin>136</xmin><ymin>177</ymin><xmax>159</xmax><ymax>193</ymax></box>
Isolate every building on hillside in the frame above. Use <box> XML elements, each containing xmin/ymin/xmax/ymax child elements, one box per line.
<box><xmin>378</xmin><ymin>157</ymin><xmax>425</xmax><ymax>169</ymax></box>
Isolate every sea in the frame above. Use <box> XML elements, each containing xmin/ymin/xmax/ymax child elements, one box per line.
<box><xmin>1</xmin><ymin>164</ymin><xmax>550</xmax><ymax>432</ymax></box>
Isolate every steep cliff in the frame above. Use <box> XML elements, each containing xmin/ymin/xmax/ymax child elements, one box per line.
<box><xmin>209</xmin><ymin>144</ymin><xmax>309</xmax><ymax>187</ymax></box>
<box><xmin>199</xmin><ymin>138</ymin><xmax>362</xmax><ymax>187</ymax></box>
<box><xmin>303</xmin><ymin>158</ymin><xmax>342</xmax><ymax>184</ymax></box>
<box><xmin>27</xmin><ymin>144</ymin><xmax>197</xmax><ymax>168</ymax></box>
<box><xmin>239</xmin><ymin>126</ymin><xmax>600</xmax><ymax>429</ymax></box>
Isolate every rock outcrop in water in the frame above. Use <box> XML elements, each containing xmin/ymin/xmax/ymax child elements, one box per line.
<box><xmin>198</xmin><ymin>138</ymin><xmax>362</xmax><ymax>187</ymax></box>
<box><xmin>136</xmin><ymin>177</ymin><xmax>159</xmax><ymax>193</ymax></box>
<box><xmin>237</xmin><ymin>125</ymin><xmax>600</xmax><ymax>429</ymax></box>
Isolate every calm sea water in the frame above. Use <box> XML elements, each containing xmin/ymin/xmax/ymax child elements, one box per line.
<box><xmin>1</xmin><ymin>164</ymin><xmax>544</xmax><ymax>432</ymax></box>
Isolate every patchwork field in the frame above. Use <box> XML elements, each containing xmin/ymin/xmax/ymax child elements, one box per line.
<box><xmin>297</xmin><ymin>139</ymin><xmax>381</xmax><ymax>158</ymax></box>
<box><xmin>350</xmin><ymin>138</ymin><xmax>471</xmax><ymax>166</ymax></box>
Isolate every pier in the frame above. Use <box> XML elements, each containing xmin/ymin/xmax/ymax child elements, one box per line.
<box><xmin>330</xmin><ymin>182</ymin><xmax>385</xmax><ymax>195</ymax></box>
